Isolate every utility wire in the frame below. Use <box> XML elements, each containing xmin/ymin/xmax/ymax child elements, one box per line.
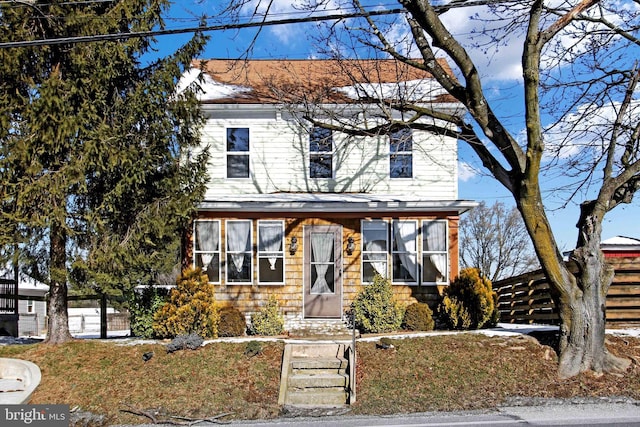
<box><xmin>0</xmin><ymin>8</ymin><xmax>404</xmax><ymax>48</ymax></box>
<box><xmin>0</xmin><ymin>0</ymin><xmax>521</xmax><ymax>49</ymax></box>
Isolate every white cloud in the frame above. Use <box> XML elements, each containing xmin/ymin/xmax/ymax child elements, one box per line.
<box><xmin>458</xmin><ymin>161</ymin><xmax>478</xmax><ymax>182</ymax></box>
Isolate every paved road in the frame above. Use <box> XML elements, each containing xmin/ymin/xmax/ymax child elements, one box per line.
<box><xmin>114</xmin><ymin>401</ymin><xmax>640</xmax><ymax>427</ymax></box>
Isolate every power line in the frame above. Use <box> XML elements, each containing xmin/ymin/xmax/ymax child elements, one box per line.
<box><xmin>0</xmin><ymin>8</ymin><xmax>405</xmax><ymax>49</ymax></box>
<box><xmin>0</xmin><ymin>0</ymin><xmax>521</xmax><ymax>49</ymax></box>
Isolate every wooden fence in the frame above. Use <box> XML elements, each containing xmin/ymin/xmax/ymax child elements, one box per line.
<box><xmin>493</xmin><ymin>257</ymin><xmax>640</xmax><ymax>328</ymax></box>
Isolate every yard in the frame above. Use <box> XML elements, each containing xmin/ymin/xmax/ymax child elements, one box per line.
<box><xmin>0</xmin><ymin>331</ymin><xmax>639</xmax><ymax>425</ymax></box>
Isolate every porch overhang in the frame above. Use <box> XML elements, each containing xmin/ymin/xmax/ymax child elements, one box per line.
<box><xmin>198</xmin><ymin>194</ymin><xmax>478</xmax><ymax>214</ymax></box>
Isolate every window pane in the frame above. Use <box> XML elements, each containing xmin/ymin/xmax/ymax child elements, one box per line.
<box><xmin>363</xmin><ymin>222</ymin><xmax>387</xmax><ymax>248</ymax></box>
<box><xmin>390</xmin><ymin>128</ymin><xmax>412</xmax><ymax>152</ymax></box>
<box><xmin>390</xmin><ymin>154</ymin><xmax>412</xmax><ymax>178</ymax></box>
<box><xmin>393</xmin><ymin>253</ymin><xmax>417</xmax><ymax>281</ymax></box>
<box><xmin>423</xmin><ymin>254</ymin><xmax>447</xmax><ymax>282</ymax></box>
<box><xmin>227</xmin><ymin>254</ymin><xmax>252</xmax><ymax>282</ymax></box>
<box><xmin>195</xmin><ymin>221</ymin><xmax>219</xmax><ymax>252</ymax></box>
<box><xmin>227</xmin><ymin>155</ymin><xmax>249</xmax><ymax>178</ymax></box>
<box><xmin>259</xmin><ymin>258</ymin><xmax>284</xmax><ymax>283</ymax></box>
<box><xmin>227</xmin><ymin>128</ymin><xmax>249</xmax><ymax>151</ymax></box>
<box><xmin>197</xmin><ymin>253</ymin><xmax>220</xmax><ymax>283</ymax></box>
<box><xmin>310</xmin><ymin>127</ymin><xmax>332</xmax><ymax>152</ymax></box>
<box><xmin>310</xmin><ymin>154</ymin><xmax>332</xmax><ymax>178</ymax></box>
<box><xmin>423</xmin><ymin>221</ymin><xmax>447</xmax><ymax>251</ymax></box>
<box><xmin>392</xmin><ymin>220</ymin><xmax>417</xmax><ymax>283</ymax></box>
<box><xmin>258</xmin><ymin>221</ymin><xmax>284</xmax><ymax>284</ymax></box>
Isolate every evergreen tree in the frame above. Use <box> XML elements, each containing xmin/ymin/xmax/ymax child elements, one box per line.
<box><xmin>0</xmin><ymin>1</ymin><xmax>209</xmax><ymax>343</ymax></box>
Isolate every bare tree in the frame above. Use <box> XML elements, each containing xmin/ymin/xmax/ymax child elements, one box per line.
<box><xmin>460</xmin><ymin>201</ymin><xmax>539</xmax><ymax>282</ymax></box>
<box><xmin>223</xmin><ymin>0</ymin><xmax>640</xmax><ymax>378</ymax></box>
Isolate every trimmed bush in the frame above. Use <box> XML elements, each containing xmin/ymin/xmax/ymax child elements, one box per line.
<box><xmin>440</xmin><ymin>267</ymin><xmax>499</xmax><ymax>330</ymax></box>
<box><xmin>402</xmin><ymin>302</ymin><xmax>435</xmax><ymax>331</ymax></box>
<box><xmin>218</xmin><ymin>306</ymin><xmax>247</xmax><ymax>337</ymax></box>
<box><xmin>153</xmin><ymin>267</ymin><xmax>219</xmax><ymax>339</ymax></box>
<box><xmin>350</xmin><ymin>274</ymin><xmax>404</xmax><ymax>334</ymax></box>
<box><xmin>248</xmin><ymin>295</ymin><xmax>284</xmax><ymax>336</ymax></box>
<box><xmin>128</xmin><ymin>286</ymin><xmax>168</xmax><ymax>339</ymax></box>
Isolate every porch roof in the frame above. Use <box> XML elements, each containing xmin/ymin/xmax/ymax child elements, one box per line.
<box><xmin>198</xmin><ymin>193</ymin><xmax>477</xmax><ymax>214</ymax></box>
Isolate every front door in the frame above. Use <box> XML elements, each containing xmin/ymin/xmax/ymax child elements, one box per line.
<box><xmin>303</xmin><ymin>225</ymin><xmax>342</xmax><ymax>318</ymax></box>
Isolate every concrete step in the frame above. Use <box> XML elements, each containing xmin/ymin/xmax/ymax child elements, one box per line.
<box><xmin>288</xmin><ymin>372</ymin><xmax>349</xmax><ymax>389</ymax></box>
<box><xmin>278</xmin><ymin>343</ymin><xmax>352</xmax><ymax>407</ymax></box>
<box><xmin>291</xmin><ymin>357</ymin><xmax>348</xmax><ymax>372</ymax></box>
<box><xmin>285</xmin><ymin>388</ymin><xmax>349</xmax><ymax>407</ymax></box>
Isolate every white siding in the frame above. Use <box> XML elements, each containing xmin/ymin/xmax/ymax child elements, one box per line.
<box><xmin>201</xmin><ymin>107</ymin><xmax>458</xmax><ymax>200</ymax></box>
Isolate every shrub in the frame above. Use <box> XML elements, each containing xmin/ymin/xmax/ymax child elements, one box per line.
<box><xmin>152</xmin><ymin>267</ymin><xmax>219</xmax><ymax>339</ymax></box>
<box><xmin>440</xmin><ymin>267</ymin><xmax>499</xmax><ymax>330</ymax></box>
<box><xmin>350</xmin><ymin>274</ymin><xmax>404</xmax><ymax>334</ymax></box>
<box><xmin>218</xmin><ymin>306</ymin><xmax>247</xmax><ymax>337</ymax></box>
<box><xmin>402</xmin><ymin>302</ymin><xmax>435</xmax><ymax>331</ymax></box>
<box><xmin>128</xmin><ymin>286</ymin><xmax>168</xmax><ymax>338</ymax></box>
<box><xmin>248</xmin><ymin>295</ymin><xmax>284</xmax><ymax>336</ymax></box>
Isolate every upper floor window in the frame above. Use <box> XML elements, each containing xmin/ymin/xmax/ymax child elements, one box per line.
<box><xmin>258</xmin><ymin>220</ymin><xmax>285</xmax><ymax>284</ymax></box>
<box><xmin>226</xmin><ymin>128</ymin><xmax>250</xmax><ymax>178</ymax></box>
<box><xmin>391</xmin><ymin>219</ymin><xmax>418</xmax><ymax>284</ymax></box>
<box><xmin>309</xmin><ymin>126</ymin><xmax>333</xmax><ymax>178</ymax></box>
<box><xmin>422</xmin><ymin>220</ymin><xmax>448</xmax><ymax>283</ymax></box>
<box><xmin>390</xmin><ymin>127</ymin><xmax>413</xmax><ymax>178</ymax></box>
<box><xmin>226</xmin><ymin>220</ymin><xmax>253</xmax><ymax>284</ymax></box>
<box><xmin>362</xmin><ymin>220</ymin><xmax>388</xmax><ymax>283</ymax></box>
<box><xmin>193</xmin><ymin>219</ymin><xmax>221</xmax><ymax>283</ymax></box>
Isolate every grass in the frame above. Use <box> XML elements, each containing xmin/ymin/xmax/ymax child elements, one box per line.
<box><xmin>0</xmin><ymin>332</ymin><xmax>639</xmax><ymax>425</ymax></box>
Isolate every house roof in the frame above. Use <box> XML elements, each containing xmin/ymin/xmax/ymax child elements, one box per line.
<box><xmin>182</xmin><ymin>58</ymin><xmax>459</xmax><ymax>105</ymax></box>
<box><xmin>198</xmin><ymin>193</ymin><xmax>477</xmax><ymax>214</ymax></box>
<box><xmin>601</xmin><ymin>236</ymin><xmax>640</xmax><ymax>251</ymax></box>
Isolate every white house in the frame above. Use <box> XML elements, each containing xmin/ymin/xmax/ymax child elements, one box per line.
<box><xmin>182</xmin><ymin>58</ymin><xmax>475</xmax><ymax>331</ymax></box>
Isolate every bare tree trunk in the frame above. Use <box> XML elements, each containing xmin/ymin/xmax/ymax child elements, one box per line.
<box><xmin>555</xmin><ymin>202</ymin><xmax>631</xmax><ymax>378</ymax></box>
<box><xmin>45</xmin><ymin>220</ymin><xmax>72</xmax><ymax>344</ymax></box>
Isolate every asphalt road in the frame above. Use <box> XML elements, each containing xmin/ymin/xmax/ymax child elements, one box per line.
<box><xmin>113</xmin><ymin>401</ymin><xmax>640</xmax><ymax>427</ymax></box>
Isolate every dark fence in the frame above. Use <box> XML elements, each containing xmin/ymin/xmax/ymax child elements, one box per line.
<box><xmin>493</xmin><ymin>257</ymin><xmax>640</xmax><ymax>328</ymax></box>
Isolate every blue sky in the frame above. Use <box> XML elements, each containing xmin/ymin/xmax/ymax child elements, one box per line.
<box><xmin>158</xmin><ymin>0</ymin><xmax>639</xmax><ymax>251</ymax></box>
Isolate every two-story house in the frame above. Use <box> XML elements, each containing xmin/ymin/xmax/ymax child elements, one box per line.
<box><xmin>182</xmin><ymin>58</ymin><xmax>476</xmax><ymax>332</ymax></box>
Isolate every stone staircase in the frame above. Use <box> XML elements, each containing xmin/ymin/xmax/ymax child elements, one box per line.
<box><xmin>278</xmin><ymin>343</ymin><xmax>352</xmax><ymax>407</ymax></box>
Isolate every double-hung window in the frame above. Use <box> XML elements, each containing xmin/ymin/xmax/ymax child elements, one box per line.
<box><xmin>193</xmin><ymin>219</ymin><xmax>221</xmax><ymax>283</ymax></box>
<box><xmin>361</xmin><ymin>220</ymin><xmax>388</xmax><ymax>283</ymax></box>
<box><xmin>226</xmin><ymin>127</ymin><xmax>250</xmax><ymax>178</ymax></box>
<box><xmin>391</xmin><ymin>220</ymin><xmax>418</xmax><ymax>284</ymax></box>
<box><xmin>226</xmin><ymin>220</ymin><xmax>252</xmax><ymax>284</ymax></box>
<box><xmin>258</xmin><ymin>220</ymin><xmax>285</xmax><ymax>284</ymax></box>
<box><xmin>390</xmin><ymin>127</ymin><xmax>413</xmax><ymax>178</ymax></box>
<box><xmin>309</xmin><ymin>126</ymin><xmax>333</xmax><ymax>178</ymax></box>
<box><xmin>422</xmin><ymin>220</ymin><xmax>448</xmax><ymax>283</ymax></box>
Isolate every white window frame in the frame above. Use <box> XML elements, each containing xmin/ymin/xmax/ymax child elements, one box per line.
<box><xmin>192</xmin><ymin>219</ymin><xmax>221</xmax><ymax>284</ymax></box>
<box><xmin>309</xmin><ymin>126</ymin><xmax>334</xmax><ymax>179</ymax></box>
<box><xmin>391</xmin><ymin>219</ymin><xmax>419</xmax><ymax>285</ymax></box>
<box><xmin>27</xmin><ymin>299</ymin><xmax>34</xmax><ymax>314</ymax></box>
<box><xmin>225</xmin><ymin>219</ymin><xmax>253</xmax><ymax>285</ymax></box>
<box><xmin>226</xmin><ymin>127</ymin><xmax>250</xmax><ymax>179</ymax></box>
<box><xmin>421</xmin><ymin>219</ymin><xmax>449</xmax><ymax>285</ymax></box>
<box><xmin>389</xmin><ymin>127</ymin><xmax>413</xmax><ymax>179</ymax></box>
<box><xmin>257</xmin><ymin>220</ymin><xmax>285</xmax><ymax>285</ymax></box>
<box><xmin>361</xmin><ymin>220</ymin><xmax>389</xmax><ymax>284</ymax></box>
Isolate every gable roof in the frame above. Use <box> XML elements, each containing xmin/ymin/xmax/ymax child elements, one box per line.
<box><xmin>184</xmin><ymin>58</ymin><xmax>459</xmax><ymax>105</ymax></box>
